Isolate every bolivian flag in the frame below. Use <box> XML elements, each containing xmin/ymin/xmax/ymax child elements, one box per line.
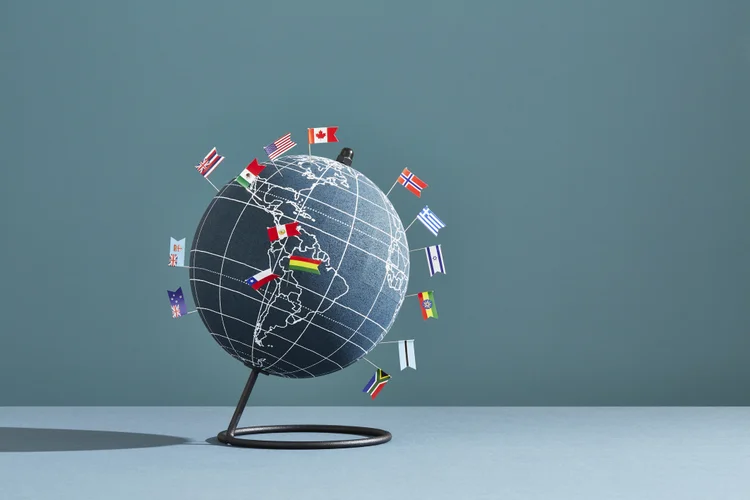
<box><xmin>418</xmin><ymin>290</ymin><xmax>438</xmax><ymax>320</ymax></box>
<box><xmin>288</xmin><ymin>255</ymin><xmax>322</xmax><ymax>275</ymax></box>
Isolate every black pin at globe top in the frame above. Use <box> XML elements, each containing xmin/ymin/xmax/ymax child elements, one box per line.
<box><xmin>172</xmin><ymin>139</ymin><xmax>445</xmax><ymax>450</ymax></box>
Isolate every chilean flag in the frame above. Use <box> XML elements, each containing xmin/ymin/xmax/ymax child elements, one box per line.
<box><xmin>268</xmin><ymin>222</ymin><xmax>300</xmax><ymax>241</ymax></box>
<box><xmin>245</xmin><ymin>268</ymin><xmax>279</xmax><ymax>290</ymax></box>
<box><xmin>308</xmin><ymin>126</ymin><xmax>339</xmax><ymax>144</ymax></box>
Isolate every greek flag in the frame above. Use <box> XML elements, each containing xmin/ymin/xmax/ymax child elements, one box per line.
<box><xmin>425</xmin><ymin>244</ymin><xmax>446</xmax><ymax>276</ymax></box>
<box><xmin>417</xmin><ymin>206</ymin><xmax>445</xmax><ymax>236</ymax></box>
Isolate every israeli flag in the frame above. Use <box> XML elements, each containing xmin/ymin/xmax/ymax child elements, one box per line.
<box><xmin>417</xmin><ymin>206</ymin><xmax>445</xmax><ymax>236</ymax></box>
<box><xmin>425</xmin><ymin>244</ymin><xmax>446</xmax><ymax>276</ymax></box>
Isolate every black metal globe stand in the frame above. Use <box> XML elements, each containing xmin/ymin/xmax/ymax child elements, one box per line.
<box><xmin>217</xmin><ymin>368</ymin><xmax>392</xmax><ymax>449</ymax></box>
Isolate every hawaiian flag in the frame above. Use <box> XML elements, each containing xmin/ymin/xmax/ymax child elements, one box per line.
<box><xmin>362</xmin><ymin>369</ymin><xmax>391</xmax><ymax>399</ymax></box>
<box><xmin>236</xmin><ymin>159</ymin><xmax>266</xmax><ymax>191</ymax></box>
<box><xmin>264</xmin><ymin>133</ymin><xmax>296</xmax><ymax>160</ymax></box>
<box><xmin>168</xmin><ymin>287</ymin><xmax>187</xmax><ymax>318</ymax></box>
<box><xmin>245</xmin><ymin>268</ymin><xmax>280</xmax><ymax>290</ymax></box>
<box><xmin>398</xmin><ymin>168</ymin><xmax>428</xmax><ymax>197</ymax></box>
<box><xmin>195</xmin><ymin>147</ymin><xmax>224</xmax><ymax>177</ymax></box>
<box><xmin>268</xmin><ymin>222</ymin><xmax>300</xmax><ymax>241</ymax></box>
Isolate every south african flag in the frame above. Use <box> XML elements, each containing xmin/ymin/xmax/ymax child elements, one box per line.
<box><xmin>362</xmin><ymin>369</ymin><xmax>390</xmax><ymax>400</ymax></box>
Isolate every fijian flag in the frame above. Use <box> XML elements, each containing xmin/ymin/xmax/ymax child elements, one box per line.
<box><xmin>417</xmin><ymin>206</ymin><xmax>446</xmax><ymax>236</ymax></box>
<box><xmin>168</xmin><ymin>287</ymin><xmax>187</xmax><ymax>318</ymax></box>
<box><xmin>425</xmin><ymin>244</ymin><xmax>445</xmax><ymax>276</ymax></box>
<box><xmin>169</xmin><ymin>237</ymin><xmax>185</xmax><ymax>267</ymax></box>
<box><xmin>264</xmin><ymin>133</ymin><xmax>296</xmax><ymax>160</ymax></box>
<box><xmin>398</xmin><ymin>168</ymin><xmax>428</xmax><ymax>197</ymax></box>
<box><xmin>399</xmin><ymin>340</ymin><xmax>416</xmax><ymax>371</ymax></box>
<box><xmin>362</xmin><ymin>369</ymin><xmax>391</xmax><ymax>400</ymax></box>
<box><xmin>195</xmin><ymin>147</ymin><xmax>224</xmax><ymax>177</ymax></box>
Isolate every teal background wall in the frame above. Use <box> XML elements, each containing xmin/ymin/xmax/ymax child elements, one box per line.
<box><xmin>1</xmin><ymin>1</ymin><xmax>748</xmax><ymax>406</ymax></box>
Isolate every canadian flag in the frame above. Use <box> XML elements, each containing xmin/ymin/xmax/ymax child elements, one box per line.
<box><xmin>307</xmin><ymin>126</ymin><xmax>339</xmax><ymax>144</ymax></box>
<box><xmin>267</xmin><ymin>222</ymin><xmax>300</xmax><ymax>241</ymax></box>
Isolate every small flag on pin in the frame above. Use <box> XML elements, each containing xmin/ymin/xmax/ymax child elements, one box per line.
<box><xmin>245</xmin><ymin>268</ymin><xmax>280</xmax><ymax>290</ymax></box>
<box><xmin>362</xmin><ymin>369</ymin><xmax>391</xmax><ymax>399</ymax></box>
<box><xmin>268</xmin><ymin>222</ymin><xmax>300</xmax><ymax>241</ymax></box>
<box><xmin>236</xmin><ymin>159</ymin><xmax>266</xmax><ymax>191</ymax></box>
<box><xmin>418</xmin><ymin>290</ymin><xmax>438</xmax><ymax>320</ymax></box>
<box><xmin>168</xmin><ymin>287</ymin><xmax>187</xmax><ymax>318</ymax></box>
<box><xmin>417</xmin><ymin>206</ymin><xmax>446</xmax><ymax>236</ymax></box>
<box><xmin>195</xmin><ymin>147</ymin><xmax>223</xmax><ymax>178</ymax></box>
<box><xmin>288</xmin><ymin>255</ymin><xmax>322</xmax><ymax>274</ymax></box>
<box><xmin>398</xmin><ymin>168</ymin><xmax>428</xmax><ymax>197</ymax></box>
<box><xmin>308</xmin><ymin>126</ymin><xmax>339</xmax><ymax>144</ymax></box>
<box><xmin>425</xmin><ymin>244</ymin><xmax>445</xmax><ymax>276</ymax></box>
<box><xmin>399</xmin><ymin>340</ymin><xmax>416</xmax><ymax>370</ymax></box>
<box><xmin>169</xmin><ymin>237</ymin><xmax>185</xmax><ymax>267</ymax></box>
<box><xmin>264</xmin><ymin>133</ymin><xmax>296</xmax><ymax>160</ymax></box>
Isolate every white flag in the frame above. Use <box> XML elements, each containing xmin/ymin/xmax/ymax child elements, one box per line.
<box><xmin>398</xmin><ymin>340</ymin><xmax>416</xmax><ymax>370</ymax></box>
<box><xmin>425</xmin><ymin>244</ymin><xmax>446</xmax><ymax>276</ymax></box>
<box><xmin>169</xmin><ymin>237</ymin><xmax>185</xmax><ymax>267</ymax></box>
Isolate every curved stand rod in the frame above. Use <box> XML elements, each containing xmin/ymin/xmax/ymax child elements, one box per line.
<box><xmin>216</xmin><ymin>368</ymin><xmax>392</xmax><ymax>449</ymax></box>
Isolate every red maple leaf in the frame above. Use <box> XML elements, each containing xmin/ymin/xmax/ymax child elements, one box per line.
<box><xmin>316</xmin><ymin>130</ymin><xmax>326</xmax><ymax>139</ymax></box>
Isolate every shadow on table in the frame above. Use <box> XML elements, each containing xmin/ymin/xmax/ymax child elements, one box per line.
<box><xmin>0</xmin><ymin>427</ymin><xmax>190</xmax><ymax>452</ymax></box>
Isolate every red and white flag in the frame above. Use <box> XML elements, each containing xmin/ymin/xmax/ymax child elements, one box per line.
<box><xmin>398</xmin><ymin>168</ymin><xmax>428</xmax><ymax>197</ymax></box>
<box><xmin>236</xmin><ymin>159</ymin><xmax>266</xmax><ymax>190</ymax></box>
<box><xmin>196</xmin><ymin>147</ymin><xmax>224</xmax><ymax>178</ymax></box>
<box><xmin>307</xmin><ymin>126</ymin><xmax>339</xmax><ymax>144</ymax></box>
<box><xmin>245</xmin><ymin>268</ymin><xmax>279</xmax><ymax>290</ymax></box>
<box><xmin>267</xmin><ymin>222</ymin><xmax>300</xmax><ymax>241</ymax></box>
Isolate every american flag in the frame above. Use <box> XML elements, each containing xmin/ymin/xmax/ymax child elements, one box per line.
<box><xmin>196</xmin><ymin>147</ymin><xmax>224</xmax><ymax>178</ymax></box>
<box><xmin>264</xmin><ymin>133</ymin><xmax>296</xmax><ymax>160</ymax></box>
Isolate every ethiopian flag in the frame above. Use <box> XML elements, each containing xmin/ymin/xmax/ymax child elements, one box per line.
<box><xmin>418</xmin><ymin>290</ymin><xmax>438</xmax><ymax>320</ymax></box>
<box><xmin>288</xmin><ymin>255</ymin><xmax>322</xmax><ymax>275</ymax></box>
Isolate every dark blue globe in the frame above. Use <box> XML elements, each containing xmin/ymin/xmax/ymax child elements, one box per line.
<box><xmin>189</xmin><ymin>155</ymin><xmax>410</xmax><ymax>378</ymax></box>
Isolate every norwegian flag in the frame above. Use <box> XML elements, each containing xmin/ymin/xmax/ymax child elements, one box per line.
<box><xmin>398</xmin><ymin>168</ymin><xmax>428</xmax><ymax>197</ymax></box>
<box><xmin>264</xmin><ymin>133</ymin><xmax>296</xmax><ymax>160</ymax></box>
<box><xmin>196</xmin><ymin>147</ymin><xmax>224</xmax><ymax>178</ymax></box>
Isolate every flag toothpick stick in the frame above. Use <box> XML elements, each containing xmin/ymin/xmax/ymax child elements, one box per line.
<box><xmin>385</xmin><ymin>180</ymin><xmax>399</xmax><ymax>197</ymax></box>
<box><xmin>379</xmin><ymin>340</ymin><xmax>414</xmax><ymax>344</ymax></box>
<box><xmin>409</xmin><ymin>246</ymin><xmax>427</xmax><ymax>253</ymax></box>
<box><xmin>206</xmin><ymin>178</ymin><xmax>219</xmax><ymax>192</ymax></box>
<box><xmin>405</xmin><ymin>293</ymin><xmax>418</xmax><ymax>297</ymax></box>
<box><xmin>268</xmin><ymin>159</ymin><xmax>284</xmax><ymax>177</ymax></box>
<box><xmin>404</xmin><ymin>216</ymin><xmax>418</xmax><ymax>232</ymax></box>
<box><xmin>186</xmin><ymin>310</ymin><xmax>198</xmax><ymax>315</ymax></box>
<box><xmin>362</xmin><ymin>357</ymin><xmax>381</xmax><ymax>370</ymax></box>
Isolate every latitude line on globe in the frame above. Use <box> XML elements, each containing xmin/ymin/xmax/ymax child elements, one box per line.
<box><xmin>261</xmin><ymin>165</ymin><xmax>361</xmax><ymax>373</ymax></box>
<box><xmin>284</xmin><ymin>185</ymin><xmax>406</xmax><ymax>376</ymax></box>
<box><xmin>189</xmin><ymin>249</ymin><xmax>389</xmax><ymax>333</ymax></box>
<box><xmin>201</xmin><ymin>311</ymin><xmax>344</xmax><ymax>372</ymax></box>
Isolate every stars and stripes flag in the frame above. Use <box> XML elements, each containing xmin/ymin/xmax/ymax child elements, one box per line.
<box><xmin>168</xmin><ymin>287</ymin><xmax>187</xmax><ymax>318</ymax></box>
<box><xmin>245</xmin><ymin>268</ymin><xmax>280</xmax><ymax>290</ymax></box>
<box><xmin>398</xmin><ymin>340</ymin><xmax>416</xmax><ymax>371</ymax></box>
<box><xmin>169</xmin><ymin>237</ymin><xmax>185</xmax><ymax>267</ymax></box>
<box><xmin>195</xmin><ymin>147</ymin><xmax>224</xmax><ymax>177</ymax></box>
<box><xmin>425</xmin><ymin>244</ymin><xmax>445</xmax><ymax>276</ymax></box>
<box><xmin>264</xmin><ymin>133</ymin><xmax>296</xmax><ymax>160</ymax></box>
<box><xmin>362</xmin><ymin>369</ymin><xmax>391</xmax><ymax>399</ymax></box>
<box><xmin>417</xmin><ymin>206</ymin><xmax>446</xmax><ymax>236</ymax></box>
<box><xmin>398</xmin><ymin>168</ymin><xmax>428</xmax><ymax>197</ymax></box>
<box><xmin>236</xmin><ymin>159</ymin><xmax>266</xmax><ymax>191</ymax></box>
<box><xmin>268</xmin><ymin>222</ymin><xmax>300</xmax><ymax>241</ymax></box>
<box><xmin>307</xmin><ymin>126</ymin><xmax>339</xmax><ymax>144</ymax></box>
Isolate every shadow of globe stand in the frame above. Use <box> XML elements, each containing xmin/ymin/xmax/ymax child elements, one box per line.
<box><xmin>215</xmin><ymin>148</ymin><xmax>391</xmax><ymax>450</ymax></box>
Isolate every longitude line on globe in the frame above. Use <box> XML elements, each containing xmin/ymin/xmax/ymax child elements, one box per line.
<box><xmin>285</xmin><ymin>183</ymin><xmax>401</xmax><ymax>376</ymax></box>
<box><xmin>261</xmin><ymin>163</ymin><xmax>358</xmax><ymax>373</ymax></box>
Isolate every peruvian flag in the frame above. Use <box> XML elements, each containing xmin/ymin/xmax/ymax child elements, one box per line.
<box><xmin>307</xmin><ymin>126</ymin><xmax>339</xmax><ymax>144</ymax></box>
<box><xmin>245</xmin><ymin>268</ymin><xmax>279</xmax><ymax>290</ymax></box>
<box><xmin>267</xmin><ymin>222</ymin><xmax>300</xmax><ymax>241</ymax></box>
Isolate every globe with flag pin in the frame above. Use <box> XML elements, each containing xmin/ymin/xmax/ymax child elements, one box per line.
<box><xmin>187</xmin><ymin>152</ymin><xmax>411</xmax><ymax>378</ymax></box>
